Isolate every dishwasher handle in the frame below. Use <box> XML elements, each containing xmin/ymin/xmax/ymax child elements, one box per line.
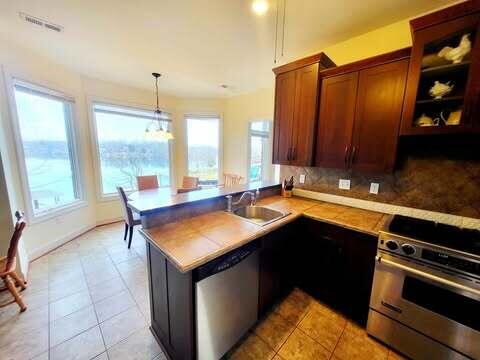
<box><xmin>194</xmin><ymin>241</ymin><xmax>259</xmax><ymax>282</ymax></box>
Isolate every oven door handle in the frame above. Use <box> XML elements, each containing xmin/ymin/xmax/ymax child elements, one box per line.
<box><xmin>377</xmin><ymin>256</ymin><xmax>480</xmax><ymax>298</ymax></box>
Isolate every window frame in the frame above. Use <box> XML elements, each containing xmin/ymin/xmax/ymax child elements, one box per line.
<box><xmin>7</xmin><ymin>77</ymin><xmax>86</xmax><ymax>223</ymax></box>
<box><xmin>184</xmin><ymin>113</ymin><xmax>223</xmax><ymax>187</ymax></box>
<box><xmin>247</xmin><ymin>120</ymin><xmax>273</xmax><ymax>183</ymax></box>
<box><xmin>88</xmin><ymin>98</ymin><xmax>175</xmax><ymax>201</ymax></box>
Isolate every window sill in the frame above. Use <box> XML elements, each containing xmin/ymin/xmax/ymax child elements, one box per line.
<box><xmin>28</xmin><ymin>200</ymin><xmax>89</xmax><ymax>225</ymax></box>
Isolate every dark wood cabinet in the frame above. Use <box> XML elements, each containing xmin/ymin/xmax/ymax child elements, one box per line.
<box><xmin>273</xmin><ymin>53</ymin><xmax>335</xmax><ymax>166</ymax></box>
<box><xmin>351</xmin><ymin>60</ymin><xmax>409</xmax><ymax>172</ymax></box>
<box><xmin>296</xmin><ymin>218</ymin><xmax>377</xmax><ymax>325</ymax></box>
<box><xmin>147</xmin><ymin>243</ymin><xmax>195</xmax><ymax>360</ymax></box>
<box><xmin>273</xmin><ymin>71</ymin><xmax>296</xmax><ymax>164</ymax></box>
<box><xmin>315</xmin><ymin>73</ymin><xmax>358</xmax><ymax>169</ymax></box>
<box><xmin>258</xmin><ymin>222</ymin><xmax>296</xmax><ymax>317</ymax></box>
<box><xmin>401</xmin><ymin>1</ymin><xmax>480</xmax><ymax>135</ymax></box>
<box><xmin>315</xmin><ymin>49</ymin><xmax>410</xmax><ymax>173</ymax></box>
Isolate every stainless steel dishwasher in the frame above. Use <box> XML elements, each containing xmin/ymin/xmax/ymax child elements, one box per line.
<box><xmin>195</xmin><ymin>241</ymin><xmax>259</xmax><ymax>360</ymax></box>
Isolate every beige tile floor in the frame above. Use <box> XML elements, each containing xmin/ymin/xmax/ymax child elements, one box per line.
<box><xmin>0</xmin><ymin>222</ymin><xmax>406</xmax><ymax>360</ymax></box>
<box><xmin>228</xmin><ymin>288</ymin><xmax>406</xmax><ymax>360</ymax></box>
<box><xmin>0</xmin><ymin>222</ymin><xmax>166</xmax><ymax>360</ymax></box>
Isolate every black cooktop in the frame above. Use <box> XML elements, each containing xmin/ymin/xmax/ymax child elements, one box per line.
<box><xmin>389</xmin><ymin>215</ymin><xmax>480</xmax><ymax>256</ymax></box>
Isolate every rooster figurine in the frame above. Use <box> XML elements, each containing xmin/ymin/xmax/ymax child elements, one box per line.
<box><xmin>438</xmin><ymin>34</ymin><xmax>472</xmax><ymax>64</ymax></box>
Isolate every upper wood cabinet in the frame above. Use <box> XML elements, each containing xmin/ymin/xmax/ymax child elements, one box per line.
<box><xmin>401</xmin><ymin>0</ymin><xmax>480</xmax><ymax>135</ymax></box>
<box><xmin>315</xmin><ymin>72</ymin><xmax>358</xmax><ymax>169</ymax></box>
<box><xmin>315</xmin><ymin>49</ymin><xmax>410</xmax><ymax>173</ymax></box>
<box><xmin>272</xmin><ymin>53</ymin><xmax>335</xmax><ymax>166</ymax></box>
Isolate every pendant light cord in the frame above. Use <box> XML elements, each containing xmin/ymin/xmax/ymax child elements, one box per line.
<box><xmin>274</xmin><ymin>0</ymin><xmax>279</xmax><ymax>63</ymax></box>
<box><xmin>155</xmin><ymin>76</ymin><xmax>160</xmax><ymax>112</ymax></box>
<box><xmin>281</xmin><ymin>0</ymin><xmax>286</xmax><ymax>57</ymax></box>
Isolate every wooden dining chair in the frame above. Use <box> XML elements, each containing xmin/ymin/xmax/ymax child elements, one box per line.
<box><xmin>136</xmin><ymin>175</ymin><xmax>159</xmax><ymax>191</ymax></box>
<box><xmin>223</xmin><ymin>173</ymin><xmax>243</xmax><ymax>187</ymax></box>
<box><xmin>117</xmin><ymin>187</ymin><xmax>141</xmax><ymax>249</ymax></box>
<box><xmin>177</xmin><ymin>176</ymin><xmax>201</xmax><ymax>193</ymax></box>
<box><xmin>0</xmin><ymin>211</ymin><xmax>27</xmax><ymax>312</ymax></box>
<box><xmin>182</xmin><ymin>176</ymin><xmax>199</xmax><ymax>189</ymax></box>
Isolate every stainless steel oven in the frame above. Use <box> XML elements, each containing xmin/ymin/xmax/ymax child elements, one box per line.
<box><xmin>367</xmin><ymin>216</ymin><xmax>480</xmax><ymax>360</ymax></box>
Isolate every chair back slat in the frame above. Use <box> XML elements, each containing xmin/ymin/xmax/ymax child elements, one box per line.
<box><xmin>6</xmin><ymin>211</ymin><xmax>26</xmax><ymax>271</ymax></box>
<box><xmin>182</xmin><ymin>176</ymin><xmax>199</xmax><ymax>189</ymax></box>
<box><xmin>137</xmin><ymin>175</ymin><xmax>159</xmax><ymax>191</ymax></box>
<box><xmin>117</xmin><ymin>187</ymin><xmax>135</xmax><ymax>226</ymax></box>
<box><xmin>223</xmin><ymin>173</ymin><xmax>243</xmax><ymax>187</ymax></box>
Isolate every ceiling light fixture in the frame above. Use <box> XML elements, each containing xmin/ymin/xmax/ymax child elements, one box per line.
<box><xmin>252</xmin><ymin>0</ymin><xmax>269</xmax><ymax>15</ymax></box>
<box><xmin>145</xmin><ymin>73</ymin><xmax>174</xmax><ymax>141</ymax></box>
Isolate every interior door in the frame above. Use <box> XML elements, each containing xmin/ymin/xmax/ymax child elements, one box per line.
<box><xmin>290</xmin><ymin>63</ymin><xmax>320</xmax><ymax>166</ymax></box>
<box><xmin>351</xmin><ymin>59</ymin><xmax>408</xmax><ymax>173</ymax></box>
<box><xmin>315</xmin><ymin>72</ymin><xmax>358</xmax><ymax>169</ymax></box>
<box><xmin>273</xmin><ymin>71</ymin><xmax>296</xmax><ymax>164</ymax></box>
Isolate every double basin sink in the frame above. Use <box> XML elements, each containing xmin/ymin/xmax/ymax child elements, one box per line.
<box><xmin>230</xmin><ymin>205</ymin><xmax>290</xmax><ymax>226</ymax></box>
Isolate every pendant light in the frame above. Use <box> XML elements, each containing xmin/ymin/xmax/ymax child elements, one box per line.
<box><xmin>145</xmin><ymin>73</ymin><xmax>174</xmax><ymax>141</ymax></box>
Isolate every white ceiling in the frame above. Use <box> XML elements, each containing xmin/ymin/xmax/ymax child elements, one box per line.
<box><xmin>0</xmin><ymin>0</ymin><xmax>456</xmax><ymax>98</ymax></box>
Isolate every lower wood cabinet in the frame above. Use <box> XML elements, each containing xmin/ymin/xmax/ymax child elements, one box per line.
<box><xmin>147</xmin><ymin>243</ymin><xmax>195</xmax><ymax>360</ymax></box>
<box><xmin>258</xmin><ymin>222</ymin><xmax>296</xmax><ymax>317</ymax></box>
<box><xmin>145</xmin><ymin>218</ymin><xmax>378</xmax><ymax>360</ymax></box>
<box><xmin>295</xmin><ymin>218</ymin><xmax>378</xmax><ymax>325</ymax></box>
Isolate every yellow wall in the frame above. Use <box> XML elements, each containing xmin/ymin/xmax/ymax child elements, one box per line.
<box><xmin>322</xmin><ymin>20</ymin><xmax>412</xmax><ymax>65</ymax></box>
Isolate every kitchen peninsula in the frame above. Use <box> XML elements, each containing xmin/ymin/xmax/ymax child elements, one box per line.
<box><xmin>130</xmin><ymin>183</ymin><xmax>389</xmax><ymax>360</ymax></box>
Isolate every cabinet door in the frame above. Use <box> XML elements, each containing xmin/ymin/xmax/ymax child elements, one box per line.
<box><xmin>258</xmin><ymin>223</ymin><xmax>295</xmax><ymax>316</ymax></box>
<box><xmin>401</xmin><ymin>13</ymin><xmax>480</xmax><ymax>135</ymax></box>
<box><xmin>351</xmin><ymin>59</ymin><xmax>408</xmax><ymax>173</ymax></box>
<box><xmin>273</xmin><ymin>71</ymin><xmax>296</xmax><ymax>164</ymax></box>
<box><xmin>315</xmin><ymin>73</ymin><xmax>358</xmax><ymax>169</ymax></box>
<box><xmin>291</xmin><ymin>63</ymin><xmax>320</xmax><ymax>166</ymax></box>
<box><xmin>343</xmin><ymin>233</ymin><xmax>377</xmax><ymax>325</ymax></box>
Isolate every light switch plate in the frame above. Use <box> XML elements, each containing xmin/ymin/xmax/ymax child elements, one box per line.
<box><xmin>370</xmin><ymin>182</ymin><xmax>380</xmax><ymax>194</ymax></box>
<box><xmin>299</xmin><ymin>174</ymin><xmax>306</xmax><ymax>184</ymax></box>
<box><xmin>339</xmin><ymin>179</ymin><xmax>351</xmax><ymax>190</ymax></box>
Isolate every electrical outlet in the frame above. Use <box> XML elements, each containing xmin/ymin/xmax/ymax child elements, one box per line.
<box><xmin>299</xmin><ymin>174</ymin><xmax>306</xmax><ymax>184</ymax></box>
<box><xmin>370</xmin><ymin>182</ymin><xmax>380</xmax><ymax>194</ymax></box>
<box><xmin>338</xmin><ymin>179</ymin><xmax>351</xmax><ymax>190</ymax></box>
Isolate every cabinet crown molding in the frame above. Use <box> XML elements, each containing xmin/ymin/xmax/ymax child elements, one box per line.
<box><xmin>272</xmin><ymin>52</ymin><xmax>336</xmax><ymax>75</ymax></box>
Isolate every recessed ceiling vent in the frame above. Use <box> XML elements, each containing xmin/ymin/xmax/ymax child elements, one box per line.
<box><xmin>19</xmin><ymin>12</ymin><xmax>63</xmax><ymax>33</ymax></box>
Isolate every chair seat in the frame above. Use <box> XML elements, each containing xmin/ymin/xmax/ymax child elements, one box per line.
<box><xmin>0</xmin><ymin>256</ymin><xmax>15</xmax><ymax>277</ymax></box>
<box><xmin>132</xmin><ymin>212</ymin><xmax>141</xmax><ymax>225</ymax></box>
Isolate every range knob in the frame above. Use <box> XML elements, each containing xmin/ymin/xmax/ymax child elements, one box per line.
<box><xmin>401</xmin><ymin>243</ymin><xmax>416</xmax><ymax>256</ymax></box>
<box><xmin>385</xmin><ymin>240</ymin><xmax>399</xmax><ymax>251</ymax></box>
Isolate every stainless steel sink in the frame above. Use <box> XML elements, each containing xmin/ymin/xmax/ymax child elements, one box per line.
<box><xmin>231</xmin><ymin>206</ymin><xmax>289</xmax><ymax>226</ymax></box>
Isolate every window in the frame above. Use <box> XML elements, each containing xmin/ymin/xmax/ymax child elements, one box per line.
<box><xmin>92</xmin><ymin>103</ymin><xmax>172</xmax><ymax>196</ymax></box>
<box><xmin>248</xmin><ymin>120</ymin><xmax>272</xmax><ymax>182</ymax></box>
<box><xmin>186</xmin><ymin>115</ymin><xmax>220</xmax><ymax>186</ymax></box>
<box><xmin>12</xmin><ymin>81</ymin><xmax>83</xmax><ymax>218</ymax></box>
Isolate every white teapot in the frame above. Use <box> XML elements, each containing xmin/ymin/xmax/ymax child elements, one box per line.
<box><xmin>429</xmin><ymin>81</ymin><xmax>454</xmax><ymax>99</ymax></box>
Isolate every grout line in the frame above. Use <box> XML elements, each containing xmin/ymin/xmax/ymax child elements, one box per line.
<box><xmin>329</xmin><ymin>321</ymin><xmax>347</xmax><ymax>360</ymax></box>
<box><xmin>79</xmin><ymin>236</ymin><xmax>109</xmax><ymax>359</ymax></box>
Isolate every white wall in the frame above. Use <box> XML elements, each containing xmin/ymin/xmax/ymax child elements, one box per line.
<box><xmin>0</xmin><ymin>36</ymin><xmax>225</xmax><ymax>260</ymax></box>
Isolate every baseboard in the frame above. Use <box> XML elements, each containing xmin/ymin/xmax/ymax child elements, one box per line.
<box><xmin>96</xmin><ymin>217</ymin><xmax>123</xmax><ymax>226</ymax></box>
<box><xmin>27</xmin><ymin>223</ymin><xmax>97</xmax><ymax>261</ymax></box>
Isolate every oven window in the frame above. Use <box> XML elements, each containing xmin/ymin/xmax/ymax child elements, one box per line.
<box><xmin>402</xmin><ymin>276</ymin><xmax>480</xmax><ymax>331</ymax></box>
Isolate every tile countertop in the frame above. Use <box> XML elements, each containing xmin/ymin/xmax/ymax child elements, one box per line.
<box><xmin>140</xmin><ymin>195</ymin><xmax>390</xmax><ymax>273</ymax></box>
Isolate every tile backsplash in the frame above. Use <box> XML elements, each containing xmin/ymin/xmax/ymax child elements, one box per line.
<box><xmin>281</xmin><ymin>155</ymin><xmax>480</xmax><ymax>220</ymax></box>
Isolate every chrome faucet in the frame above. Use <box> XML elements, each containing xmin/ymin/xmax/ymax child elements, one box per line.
<box><xmin>226</xmin><ymin>189</ymin><xmax>260</xmax><ymax>212</ymax></box>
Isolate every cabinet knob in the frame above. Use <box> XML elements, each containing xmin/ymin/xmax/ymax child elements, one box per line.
<box><xmin>344</xmin><ymin>145</ymin><xmax>349</xmax><ymax>165</ymax></box>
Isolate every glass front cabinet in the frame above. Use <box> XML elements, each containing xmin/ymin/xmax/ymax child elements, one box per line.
<box><xmin>401</xmin><ymin>3</ymin><xmax>480</xmax><ymax>135</ymax></box>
